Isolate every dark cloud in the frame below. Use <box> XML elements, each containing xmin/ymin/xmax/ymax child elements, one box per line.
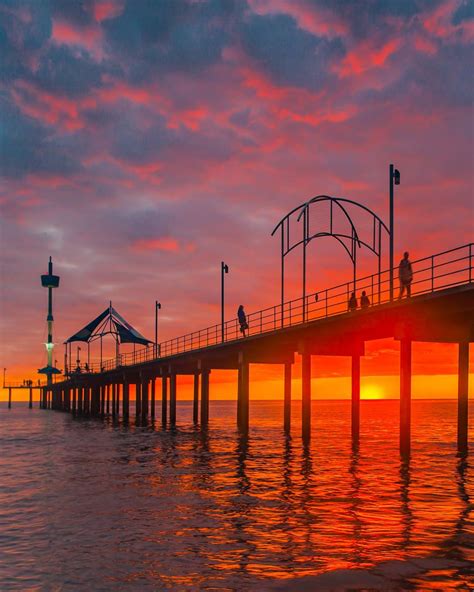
<box><xmin>241</xmin><ymin>13</ymin><xmax>344</xmax><ymax>90</ymax></box>
<box><xmin>0</xmin><ymin>96</ymin><xmax>81</xmax><ymax>178</ymax></box>
<box><xmin>452</xmin><ymin>0</ymin><xmax>474</xmax><ymax>25</ymax></box>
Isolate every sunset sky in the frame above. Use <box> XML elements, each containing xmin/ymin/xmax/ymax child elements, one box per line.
<box><xmin>1</xmin><ymin>0</ymin><xmax>473</xmax><ymax>401</ymax></box>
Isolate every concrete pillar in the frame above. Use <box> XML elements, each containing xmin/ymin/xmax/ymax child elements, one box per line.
<box><xmin>106</xmin><ymin>384</ymin><xmax>110</xmax><ymax>414</ymax></box>
<box><xmin>29</xmin><ymin>387</ymin><xmax>33</xmax><ymax>409</ymax></box>
<box><xmin>93</xmin><ymin>385</ymin><xmax>101</xmax><ymax>416</ymax></box>
<box><xmin>170</xmin><ymin>374</ymin><xmax>177</xmax><ymax>425</ymax></box>
<box><xmin>302</xmin><ymin>352</ymin><xmax>311</xmax><ymax>442</ymax></box>
<box><xmin>141</xmin><ymin>379</ymin><xmax>149</xmax><ymax>420</ymax></box>
<box><xmin>116</xmin><ymin>383</ymin><xmax>120</xmax><ymax>416</ymax></box>
<box><xmin>193</xmin><ymin>373</ymin><xmax>199</xmax><ymax>423</ymax></box>
<box><xmin>284</xmin><ymin>362</ymin><xmax>292</xmax><ymax>433</ymax></box>
<box><xmin>8</xmin><ymin>388</ymin><xmax>11</xmax><ymax>409</ymax></box>
<box><xmin>123</xmin><ymin>382</ymin><xmax>129</xmax><ymax>420</ymax></box>
<box><xmin>237</xmin><ymin>360</ymin><xmax>249</xmax><ymax>432</ymax></box>
<box><xmin>351</xmin><ymin>355</ymin><xmax>361</xmax><ymax>442</ymax></box>
<box><xmin>99</xmin><ymin>385</ymin><xmax>104</xmax><ymax>416</ymax></box>
<box><xmin>78</xmin><ymin>387</ymin><xmax>83</xmax><ymax>413</ymax></box>
<box><xmin>84</xmin><ymin>387</ymin><xmax>90</xmax><ymax>414</ymax></box>
<box><xmin>150</xmin><ymin>378</ymin><xmax>156</xmax><ymax>419</ymax></box>
<box><xmin>457</xmin><ymin>342</ymin><xmax>469</xmax><ymax>454</ymax></box>
<box><xmin>201</xmin><ymin>370</ymin><xmax>210</xmax><ymax>427</ymax></box>
<box><xmin>400</xmin><ymin>339</ymin><xmax>412</xmax><ymax>457</ymax></box>
<box><xmin>112</xmin><ymin>383</ymin><xmax>117</xmax><ymax>417</ymax></box>
<box><xmin>161</xmin><ymin>376</ymin><xmax>168</xmax><ymax>424</ymax></box>
<box><xmin>72</xmin><ymin>388</ymin><xmax>77</xmax><ymax>414</ymax></box>
<box><xmin>135</xmin><ymin>382</ymin><xmax>141</xmax><ymax>417</ymax></box>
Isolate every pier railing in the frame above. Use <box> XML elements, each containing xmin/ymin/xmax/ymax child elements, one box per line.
<box><xmin>73</xmin><ymin>243</ymin><xmax>472</xmax><ymax>375</ymax></box>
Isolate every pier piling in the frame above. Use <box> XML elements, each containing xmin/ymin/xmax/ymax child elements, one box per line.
<box><xmin>170</xmin><ymin>374</ymin><xmax>177</xmax><ymax>424</ymax></box>
<box><xmin>151</xmin><ymin>378</ymin><xmax>155</xmax><ymax>420</ymax></box>
<box><xmin>193</xmin><ymin>372</ymin><xmax>199</xmax><ymax>424</ymax></box>
<box><xmin>400</xmin><ymin>339</ymin><xmax>412</xmax><ymax>457</ymax></box>
<box><xmin>301</xmin><ymin>352</ymin><xmax>311</xmax><ymax>442</ymax></box>
<box><xmin>284</xmin><ymin>362</ymin><xmax>292</xmax><ymax>433</ymax></box>
<box><xmin>161</xmin><ymin>375</ymin><xmax>168</xmax><ymax>424</ymax></box>
<box><xmin>201</xmin><ymin>369</ymin><xmax>210</xmax><ymax>426</ymax></box>
<box><xmin>351</xmin><ymin>354</ymin><xmax>361</xmax><ymax>442</ymax></box>
<box><xmin>457</xmin><ymin>342</ymin><xmax>469</xmax><ymax>454</ymax></box>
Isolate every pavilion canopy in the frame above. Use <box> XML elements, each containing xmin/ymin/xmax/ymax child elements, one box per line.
<box><xmin>66</xmin><ymin>305</ymin><xmax>152</xmax><ymax>346</ymax></box>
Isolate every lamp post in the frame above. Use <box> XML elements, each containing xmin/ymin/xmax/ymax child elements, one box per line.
<box><xmin>389</xmin><ymin>164</ymin><xmax>401</xmax><ymax>302</ymax></box>
<box><xmin>221</xmin><ymin>262</ymin><xmax>229</xmax><ymax>342</ymax></box>
<box><xmin>155</xmin><ymin>301</ymin><xmax>161</xmax><ymax>357</ymax></box>
<box><xmin>76</xmin><ymin>346</ymin><xmax>81</xmax><ymax>369</ymax></box>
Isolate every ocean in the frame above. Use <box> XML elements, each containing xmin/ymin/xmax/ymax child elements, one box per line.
<box><xmin>0</xmin><ymin>400</ymin><xmax>472</xmax><ymax>591</ymax></box>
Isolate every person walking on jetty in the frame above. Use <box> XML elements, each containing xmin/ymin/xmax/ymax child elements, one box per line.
<box><xmin>238</xmin><ymin>305</ymin><xmax>248</xmax><ymax>337</ymax></box>
<box><xmin>398</xmin><ymin>251</ymin><xmax>413</xmax><ymax>299</ymax></box>
<box><xmin>360</xmin><ymin>291</ymin><xmax>370</xmax><ymax>309</ymax></box>
<box><xmin>348</xmin><ymin>292</ymin><xmax>358</xmax><ymax>312</ymax></box>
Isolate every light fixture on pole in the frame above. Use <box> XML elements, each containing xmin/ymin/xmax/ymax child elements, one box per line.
<box><xmin>155</xmin><ymin>301</ymin><xmax>161</xmax><ymax>357</ymax></box>
<box><xmin>389</xmin><ymin>164</ymin><xmax>401</xmax><ymax>302</ymax></box>
<box><xmin>221</xmin><ymin>262</ymin><xmax>229</xmax><ymax>342</ymax></box>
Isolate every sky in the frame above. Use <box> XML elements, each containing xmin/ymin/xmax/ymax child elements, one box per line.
<box><xmin>0</xmin><ymin>0</ymin><xmax>473</xmax><ymax>401</ymax></box>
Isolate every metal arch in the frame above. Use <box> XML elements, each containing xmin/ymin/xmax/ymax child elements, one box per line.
<box><xmin>272</xmin><ymin>194</ymin><xmax>390</xmax><ymax>324</ymax></box>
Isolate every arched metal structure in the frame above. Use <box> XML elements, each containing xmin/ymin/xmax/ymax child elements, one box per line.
<box><xmin>271</xmin><ymin>195</ymin><xmax>390</xmax><ymax>322</ymax></box>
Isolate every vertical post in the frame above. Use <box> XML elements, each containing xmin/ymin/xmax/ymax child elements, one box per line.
<box><xmin>8</xmin><ymin>387</ymin><xmax>12</xmax><ymax>409</ymax></box>
<box><xmin>161</xmin><ymin>375</ymin><xmax>168</xmax><ymax>424</ymax></box>
<box><xmin>72</xmin><ymin>387</ymin><xmax>77</xmax><ymax>415</ymax></box>
<box><xmin>29</xmin><ymin>387</ymin><xmax>33</xmax><ymax>409</ymax></box>
<box><xmin>457</xmin><ymin>342</ymin><xmax>469</xmax><ymax>455</ymax></box>
<box><xmin>150</xmin><ymin>378</ymin><xmax>156</xmax><ymax>419</ymax></box>
<box><xmin>112</xmin><ymin>383</ymin><xmax>116</xmax><ymax>417</ymax></box>
<box><xmin>78</xmin><ymin>387</ymin><xmax>83</xmax><ymax>413</ymax></box>
<box><xmin>100</xmin><ymin>385</ymin><xmax>105</xmax><ymax>416</ymax></box>
<box><xmin>155</xmin><ymin>301</ymin><xmax>161</xmax><ymax>357</ymax></box>
<box><xmin>142</xmin><ymin>378</ymin><xmax>149</xmax><ymax>420</ymax></box>
<box><xmin>106</xmin><ymin>384</ymin><xmax>110</xmax><ymax>414</ymax></box>
<box><xmin>351</xmin><ymin>354</ymin><xmax>361</xmax><ymax>442</ymax></box>
<box><xmin>170</xmin><ymin>374</ymin><xmax>177</xmax><ymax>425</ymax></box>
<box><xmin>123</xmin><ymin>381</ymin><xmax>129</xmax><ymax>420</ymax></box>
<box><xmin>193</xmin><ymin>372</ymin><xmax>199</xmax><ymax>423</ymax></box>
<box><xmin>284</xmin><ymin>362</ymin><xmax>292</xmax><ymax>433</ymax></box>
<box><xmin>389</xmin><ymin>163</ymin><xmax>394</xmax><ymax>302</ymax></box>
<box><xmin>135</xmin><ymin>382</ymin><xmax>141</xmax><ymax>417</ymax></box>
<box><xmin>301</xmin><ymin>352</ymin><xmax>311</xmax><ymax>442</ymax></box>
<box><xmin>201</xmin><ymin>369</ymin><xmax>210</xmax><ymax>427</ymax></box>
<box><xmin>302</xmin><ymin>208</ymin><xmax>307</xmax><ymax>323</ymax></box>
<box><xmin>281</xmin><ymin>225</ymin><xmax>285</xmax><ymax>328</ymax></box>
<box><xmin>400</xmin><ymin>338</ymin><xmax>412</xmax><ymax>457</ymax></box>
<box><xmin>221</xmin><ymin>262</ymin><xmax>229</xmax><ymax>342</ymax></box>
<box><xmin>116</xmin><ymin>383</ymin><xmax>120</xmax><ymax>416</ymax></box>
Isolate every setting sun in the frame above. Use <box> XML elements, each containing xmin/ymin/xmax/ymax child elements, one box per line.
<box><xmin>361</xmin><ymin>384</ymin><xmax>385</xmax><ymax>400</ymax></box>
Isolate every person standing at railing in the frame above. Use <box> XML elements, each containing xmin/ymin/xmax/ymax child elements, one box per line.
<box><xmin>238</xmin><ymin>305</ymin><xmax>248</xmax><ymax>337</ymax></box>
<box><xmin>360</xmin><ymin>291</ymin><xmax>370</xmax><ymax>309</ymax></box>
<box><xmin>398</xmin><ymin>251</ymin><xmax>413</xmax><ymax>299</ymax></box>
<box><xmin>348</xmin><ymin>292</ymin><xmax>358</xmax><ymax>312</ymax></box>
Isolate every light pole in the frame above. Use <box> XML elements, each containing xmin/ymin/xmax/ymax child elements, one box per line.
<box><xmin>389</xmin><ymin>164</ymin><xmax>401</xmax><ymax>302</ymax></box>
<box><xmin>221</xmin><ymin>261</ymin><xmax>229</xmax><ymax>342</ymax></box>
<box><xmin>155</xmin><ymin>301</ymin><xmax>161</xmax><ymax>357</ymax></box>
<box><xmin>76</xmin><ymin>346</ymin><xmax>81</xmax><ymax>369</ymax></box>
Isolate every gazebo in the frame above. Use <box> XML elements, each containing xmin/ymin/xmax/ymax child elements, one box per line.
<box><xmin>65</xmin><ymin>302</ymin><xmax>152</xmax><ymax>373</ymax></box>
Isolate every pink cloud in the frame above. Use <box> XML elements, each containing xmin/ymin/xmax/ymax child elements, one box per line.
<box><xmin>92</xmin><ymin>1</ymin><xmax>125</xmax><ymax>23</ymax></box>
<box><xmin>131</xmin><ymin>237</ymin><xmax>196</xmax><ymax>253</ymax></box>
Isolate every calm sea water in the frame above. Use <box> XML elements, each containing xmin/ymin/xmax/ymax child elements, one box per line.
<box><xmin>0</xmin><ymin>400</ymin><xmax>473</xmax><ymax>591</ymax></box>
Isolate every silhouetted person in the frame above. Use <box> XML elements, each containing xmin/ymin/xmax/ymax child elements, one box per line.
<box><xmin>360</xmin><ymin>291</ymin><xmax>370</xmax><ymax>309</ymax></box>
<box><xmin>238</xmin><ymin>305</ymin><xmax>248</xmax><ymax>337</ymax></box>
<box><xmin>348</xmin><ymin>292</ymin><xmax>358</xmax><ymax>312</ymax></box>
<box><xmin>84</xmin><ymin>363</ymin><xmax>89</xmax><ymax>373</ymax></box>
<box><xmin>399</xmin><ymin>251</ymin><xmax>413</xmax><ymax>299</ymax></box>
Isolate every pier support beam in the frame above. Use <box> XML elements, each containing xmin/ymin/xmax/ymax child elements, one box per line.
<box><xmin>193</xmin><ymin>373</ymin><xmax>199</xmax><ymax>424</ymax></box>
<box><xmin>29</xmin><ymin>387</ymin><xmax>33</xmax><ymax>409</ymax></box>
<box><xmin>150</xmin><ymin>378</ymin><xmax>156</xmax><ymax>420</ymax></box>
<box><xmin>8</xmin><ymin>387</ymin><xmax>11</xmax><ymax>409</ymax></box>
<box><xmin>135</xmin><ymin>382</ymin><xmax>141</xmax><ymax>418</ymax></box>
<box><xmin>237</xmin><ymin>354</ymin><xmax>249</xmax><ymax>433</ymax></box>
<box><xmin>351</xmin><ymin>354</ymin><xmax>361</xmax><ymax>443</ymax></box>
<box><xmin>201</xmin><ymin>369</ymin><xmax>210</xmax><ymax>427</ymax></box>
<box><xmin>170</xmin><ymin>374</ymin><xmax>177</xmax><ymax>425</ymax></box>
<box><xmin>457</xmin><ymin>342</ymin><xmax>469</xmax><ymax>455</ymax></box>
<box><xmin>284</xmin><ymin>362</ymin><xmax>292</xmax><ymax>433</ymax></box>
<box><xmin>112</xmin><ymin>384</ymin><xmax>117</xmax><ymax>417</ymax></box>
<box><xmin>161</xmin><ymin>375</ymin><xmax>168</xmax><ymax>424</ymax></box>
<box><xmin>106</xmin><ymin>384</ymin><xmax>110</xmax><ymax>414</ymax></box>
<box><xmin>72</xmin><ymin>388</ymin><xmax>77</xmax><ymax>414</ymax></box>
<box><xmin>141</xmin><ymin>379</ymin><xmax>149</xmax><ymax>420</ymax></box>
<box><xmin>400</xmin><ymin>339</ymin><xmax>412</xmax><ymax>457</ymax></box>
<box><xmin>78</xmin><ymin>387</ymin><xmax>83</xmax><ymax>414</ymax></box>
<box><xmin>301</xmin><ymin>352</ymin><xmax>311</xmax><ymax>442</ymax></box>
<box><xmin>123</xmin><ymin>381</ymin><xmax>129</xmax><ymax>420</ymax></box>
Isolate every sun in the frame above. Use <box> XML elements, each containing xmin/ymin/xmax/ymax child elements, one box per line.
<box><xmin>361</xmin><ymin>384</ymin><xmax>385</xmax><ymax>400</ymax></box>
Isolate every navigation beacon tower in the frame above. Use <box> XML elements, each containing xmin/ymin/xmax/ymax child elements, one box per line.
<box><xmin>38</xmin><ymin>257</ymin><xmax>61</xmax><ymax>386</ymax></box>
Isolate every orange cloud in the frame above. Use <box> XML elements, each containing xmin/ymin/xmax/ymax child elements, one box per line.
<box><xmin>132</xmin><ymin>237</ymin><xmax>180</xmax><ymax>252</ymax></box>
<box><xmin>336</xmin><ymin>38</ymin><xmax>401</xmax><ymax>78</ymax></box>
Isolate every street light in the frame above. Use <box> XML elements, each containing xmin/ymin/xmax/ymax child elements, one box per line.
<box><xmin>389</xmin><ymin>164</ymin><xmax>401</xmax><ymax>302</ymax></box>
<box><xmin>76</xmin><ymin>346</ymin><xmax>81</xmax><ymax>369</ymax></box>
<box><xmin>221</xmin><ymin>261</ymin><xmax>229</xmax><ymax>342</ymax></box>
<box><xmin>155</xmin><ymin>301</ymin><xmax>161</xmax><ymax>357</ymax></box>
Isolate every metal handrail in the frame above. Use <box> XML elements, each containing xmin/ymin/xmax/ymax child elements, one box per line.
<box><xmin>76</xmin><ymin>243</ymin><xmax>473</xmax><ymax>375</ymax></box>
